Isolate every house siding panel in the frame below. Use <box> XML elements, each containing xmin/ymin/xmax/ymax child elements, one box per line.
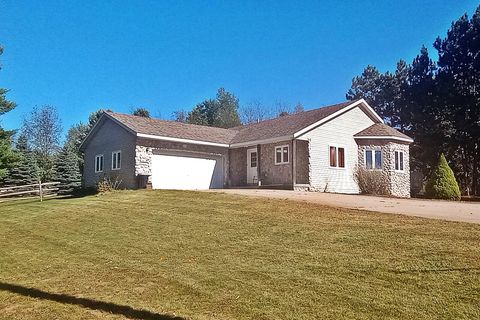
<box><xmin>83</xmin><ymin>118</ymin><xmax>137</xmax><ymax>189</ymax></box>
<box><xmin>299</xmin><ymin>106</ymin><xmax>376</xmax><ymax>193</ymax></box>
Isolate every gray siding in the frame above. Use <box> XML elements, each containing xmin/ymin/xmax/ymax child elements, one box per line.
<box><xmin>83</xmin><ymin>118</ymin><xmax>137</xmax><ymax>189</ymax></box>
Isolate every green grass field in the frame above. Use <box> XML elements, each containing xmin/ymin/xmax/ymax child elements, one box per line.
<box><xmin>0</xmin><ymin>190</ymin><xmax>479</xmax><ymax>319</ymax></box>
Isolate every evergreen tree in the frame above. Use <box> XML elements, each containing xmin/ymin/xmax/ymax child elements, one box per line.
<box><xmin>187</xmin><ymin>88</ymin><xmax>241</xmax><ymax>128</ymax></box>
<box><xmin>426</xmin><ymin>154</ymin><xmax>461</xmax><ymax>200</ymax></box>
<box><xmin>132</xmin><ymin>107</ymin><xmax>151</xmax><ymax>118</ymax></box>
<box><xmin>213</xmin><ymin>88</ymin><xmax>241</xmax><ymax>128</ymax></box>
<box><xmin>434</xmin><ymin>8</ymin><xmax>480</xmax><ymax>195</ymax></box>
<box><xmin>187</xmin><ymin>99</ymin><xmax>216</xmax><ymax>126</ymax></box>
<box><xmin>0</xmin><ymin>46</ymin><xmax>18</xmax><ymax>180</ymax></box>
<box><xmin>54</xmin><ymin>146</ymin><xmax>81</xmax><ymax>195</ymax></box>
<box><xmin>3</xmin><ymin>133</ymin><xmax>39</xmax><ymax>186</ymax></box>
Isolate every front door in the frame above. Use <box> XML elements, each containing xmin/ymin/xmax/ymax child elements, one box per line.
<box><xmin>247</xmin><ymin>148</ymin><xmax>258</xmax><ymax>184</ymax></box>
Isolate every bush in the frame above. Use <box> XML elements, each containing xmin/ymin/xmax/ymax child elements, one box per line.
<box><xmin>425</xmin><ymin>154</ymin><xmax>461</xmax><ymax>201</ymax></box>
<box><xmin>354</xmin><ymin>166</ymin><xmax>390</xmax><ymax>195</ymax></box>
<box><xmin>97</xmin><ymin>176</ymin><xmax>122</xmax><ymax>193</ymax></box>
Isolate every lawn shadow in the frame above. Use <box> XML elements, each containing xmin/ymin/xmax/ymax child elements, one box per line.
<box><xmin>0</xmin><ymin>282</ymin><xmax>185</xmax><ymax>320</ymax></box>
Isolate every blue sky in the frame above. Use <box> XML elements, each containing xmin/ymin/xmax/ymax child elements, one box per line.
<box><xmin>1</xmin><ymin>0</ymin><xmax>478</xmax><ymax>136</ymax></box>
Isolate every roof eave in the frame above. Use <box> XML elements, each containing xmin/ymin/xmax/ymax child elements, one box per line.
<box><xmin>136</xmin><ymin>133</ymin><xmax>230</xmax><ymax>148</ymax></box>
<box><xmin>354</xmin><ymin>135</ymin><xmax>414</xmax><ymax>143</ymax></box>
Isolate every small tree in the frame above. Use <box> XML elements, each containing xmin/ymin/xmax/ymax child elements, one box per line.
<box><xmin>426</xmin><ymin>154</ymin><xmax>461</xmax><ymax>200</ymax></box>
<box><xmin>54</xmin><ymin>146</ymin><xmax>81</xmax><ymax>195</ymax></box>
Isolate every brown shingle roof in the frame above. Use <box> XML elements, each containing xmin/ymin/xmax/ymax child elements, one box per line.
<box><xmin>107</xmin><ymin>112</ymin><xmax>238</xmax><ymax>145</ymax></box>
<box><xmin>354</xmin><ymin>123</ymin><xmax>412</xmax><ymax>141</ymax></box>
<box><xmin>104</xmin><ymin>100</ymin><xmax>381</xmax><ymax>146</ymax></box>
<box><xmin>231</xmin><ymin>101</ymin><xmax>356</xmax><ymax>144</ymax></box>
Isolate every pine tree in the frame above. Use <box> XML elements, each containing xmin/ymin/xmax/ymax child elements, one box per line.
<box><xmin>0</xmin><ymin>46</ymin><xmax>18</xmax><ymax>180</ymax></box>
<box><xmin>54</xmin><ymin>146</ymin><xmax>82</xmax><ymax>195</ymax></box>
<box><xmin>187</xmin><ymin>88</ymin><xmax>241</xmax><ymax>128</ymax></box>
<box><xmin>132</xmin><ymin>107</ymin><xmax>151</xmax><ymax>118</ymax></box>
<box><xmin>3</xmin><ymin>133</ymin><xmax>38</xmax><ymax>186</ymax></box>
<box><xmin>426</xmin><ymin>154</ymin><xmax>461</xmax><ymax>200</ymax></box>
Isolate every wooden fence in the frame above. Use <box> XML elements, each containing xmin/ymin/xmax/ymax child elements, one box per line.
<box><xmin>0</xmin><ymin>182</ymin><xmax>60</xmax><ymax>202</ymax></box>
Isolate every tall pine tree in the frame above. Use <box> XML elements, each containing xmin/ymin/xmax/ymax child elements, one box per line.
<box><xmin>0</xmin><ymin>46</ymin><xmax>18</xmax><ymax>180</ymax></box>
<box><xmin>54</xmin><ymin>146</ymin><xmax>81</xmax><ymax>195</ymax></box>
<box><xmin>3</xmin><ymin>133</ymin><xmax>38</xmax><ymax>186</ymax></box>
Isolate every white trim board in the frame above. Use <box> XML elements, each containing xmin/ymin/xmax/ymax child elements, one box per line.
<box><xmin>229</xmin><ymin>135</ymin><xmax>293</xmax><ymax>148</ymax></box>
<box><xmin>136</xmin><ymin>133</ymin><xmax>230</xmax><ymax>148</ymax></box>
<box><xmin>354</xmin><ymin>136</ymin><xmax>413</xmax><ymax>143</ymax></box>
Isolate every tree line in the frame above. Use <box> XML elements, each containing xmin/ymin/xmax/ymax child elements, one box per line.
<box><xmin>347</xmin><ymin>6</ymin><xmax>480</xmax><ymax>196</ymax></box>
<box><xmin>0</xmin><ymin>67</ymin><xmax>302</xmax><ymax>193</ymax></box>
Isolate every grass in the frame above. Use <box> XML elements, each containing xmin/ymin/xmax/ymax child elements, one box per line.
<box><xmin>0</xmin><ymin>190</ymin><xmax>479</xmax><ymax>319</ymax></box>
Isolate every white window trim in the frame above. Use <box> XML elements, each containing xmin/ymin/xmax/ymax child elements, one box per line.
<box><xmin>95</xmin><ymin>154</ymin><xmax>104</xmax><ymax>173</ymax></box>
<box><xmin>364</xmin><ymin>148</ymin><xmax>383</xmax><ymax>170</ymax></box>
<box><xmin>112</xmin><ymin>150</ymin><xmax>121</xmax><ymax>170</ymax></box>
<box><xmin>274</xmin><ymin>145</ymin><xmax>289</xmax><ymax>165</ymax></box>
<box><xmin>328</xmin><ymin>144</ymin><xmax>346</xmax><ymax>169</ymax></box>
<box><xmin>394</xmin><ymin>150</ymin><xmax>405</xmax><ymax>172</ymax></box>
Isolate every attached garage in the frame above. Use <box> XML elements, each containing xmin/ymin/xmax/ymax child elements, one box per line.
<box><xmin>151</xmin><ymin>153</ymin><xmax>224</xmax><ymax>190</ymax></box>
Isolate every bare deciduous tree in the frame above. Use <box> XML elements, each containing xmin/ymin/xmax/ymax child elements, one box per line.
<box><xmin>241</xmin><ymin>100</ymin><xmax>271</xmax><ymax>124</ymax></box>
<box><xmin>22</xmin><ymin>105</ymin><xmax>62</xmax><ymax>181</ymax></box>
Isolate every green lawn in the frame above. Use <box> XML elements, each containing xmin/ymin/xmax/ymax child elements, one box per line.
<box><xmin>0</xmin><ymin>190</ymin><xmax>479</xmax><ymax>319</ymax></box>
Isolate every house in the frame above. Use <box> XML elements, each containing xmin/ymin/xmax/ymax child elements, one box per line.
<box><xmin>79</xmin><ymin>99</ymin><xmax>413</xmax><ymax>197</ymax></box>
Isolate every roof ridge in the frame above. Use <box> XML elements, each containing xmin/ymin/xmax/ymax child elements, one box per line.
<box><xmin>234</xmin><ymin>100</ymin><xmax>356</xmax><ymax>130</ymax></box>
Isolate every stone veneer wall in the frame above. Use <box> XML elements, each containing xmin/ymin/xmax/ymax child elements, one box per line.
<box><xmin>295</xmin><ymin>140</ymin><xmax>309</xmax><ymax>185</ymax></box>
<box><xmin>357</xmin><ymin>139</ymin><xmax>410</xmax><ymax>198</ymax></box>
<box><xmin>135</xmin><ymin>145</ymin><xmax>153</xmax><ymax>176</ymax></box>
<box><xmin>258</xmin><ymin>140</ymin><xmax>293</xmax><ymax>186</ymax></box>
<box><xmin>228</xmin><ymin>147</ymin><xmax>248</xmax><ymax>187</ymax></box>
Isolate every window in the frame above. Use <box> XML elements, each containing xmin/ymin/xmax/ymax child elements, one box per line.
<box><xmin>365</xmin><ymin>149</ymin><xmax>382</xmax><ymax>170</ymax></box>
<box><xmin>275</xmin><ymin>145</ymin><xmax>289</xmax><ymax>164</ymax></box>
<box><xmin>250</xmin><ymin>151</ymin><xmax>257</xmax><ymax>168</ymax></box>
<box><xmin>329</xmin><ymin>146</ymin><xmax>345</xmax><ymax>168</ymax></box>
<box><xmin>112</xmin><ymin>150</ymin><xmax>121</xmax><ymax>170</ymax></box>
<box><xmin>95</xmin><ymin>154</ymin><xmax>104</xmax><ymax>173</ymax></box>
<box><xmin>395</xmin><ymin>151</ymin><xmax>404</xmax><ymax>171</ymax></box>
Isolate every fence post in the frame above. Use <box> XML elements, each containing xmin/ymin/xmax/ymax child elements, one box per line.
<box><xmin>38</xmin><ymin>179</ymin><xmax>43</xmax><ymax>202</ymax></box>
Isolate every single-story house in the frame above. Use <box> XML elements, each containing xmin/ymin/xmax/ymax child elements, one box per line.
<box><xmin>79</xmin><ymin>99</ymin><xmax>413</xmax><ymax>197</ymax></box>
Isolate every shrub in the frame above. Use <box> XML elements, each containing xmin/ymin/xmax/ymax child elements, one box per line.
<box><xmin>425</xmin><ymin>154</ymin><xmax>461</xmax><ymax>201</ymax></box>
<box><xmin>97</xmin><ymin>176</ymin><xmax>122</xmax><ymax>193</ymax></box>
<box><xmin>354</xmin><ymin>166</ymin><xmax>390</xmax><ymax>195</ymax></box>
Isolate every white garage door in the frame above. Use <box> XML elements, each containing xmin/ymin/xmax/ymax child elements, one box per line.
<box><xmin>151</xmin><ymin>154</ymin><xmax>223</xmax><ymax>190</ymax></box>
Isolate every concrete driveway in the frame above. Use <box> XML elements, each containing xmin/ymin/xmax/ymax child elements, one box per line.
<box><xmin>213</xmin><ymin>189</ymin><xmax>480</xmax><ymax>224</ymax></box>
